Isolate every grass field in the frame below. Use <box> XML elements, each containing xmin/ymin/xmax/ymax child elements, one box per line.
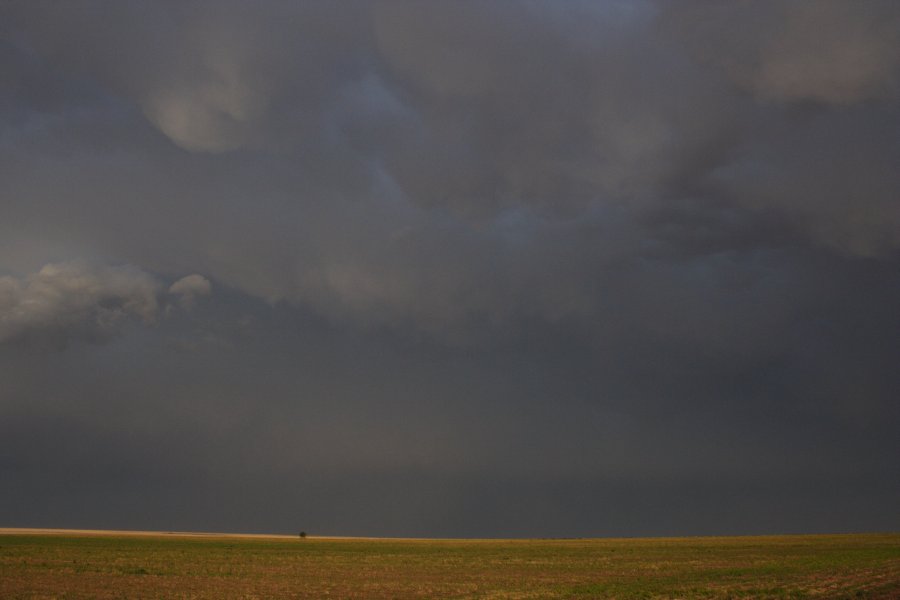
<box><xmin>1</xmin><ymin>529</ymin><xmax>898</xmax><ymax>599</ymax></box>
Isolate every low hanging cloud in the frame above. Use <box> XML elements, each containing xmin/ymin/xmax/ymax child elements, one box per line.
<box><xmin>0</xmin><ymin>261</ymin><xmax>210</xmax><ymax>347</ymax></box>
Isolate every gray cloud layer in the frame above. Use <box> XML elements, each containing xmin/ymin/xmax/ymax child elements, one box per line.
<box><xmin>1</xmin><ymin>1</ymin><xmax>898</xmax><ymax>536</ymax></box>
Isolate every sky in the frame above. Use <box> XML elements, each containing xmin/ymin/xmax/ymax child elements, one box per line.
<box><xmin>1</xmin><ymin>0</ymin><xmax>899</xmax><ymax>538</ymax></box>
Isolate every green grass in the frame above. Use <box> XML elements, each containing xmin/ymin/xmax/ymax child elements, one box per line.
<box><xmin>1</xmin><ymin>531</ymin><xmax>898</xmax><ymax>598</ymax></box>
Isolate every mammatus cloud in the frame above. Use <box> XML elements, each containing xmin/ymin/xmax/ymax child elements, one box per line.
<box><xmin>0</xmin><ymin>262</ymin><xmax>210</xmax><ymax>347</ymax></box>
<box><xmin>667</xmin><ymin>0</ymin><xmax>900</xmax><ymax>105</ymax></box>
<box><xmin>2</xmin><ymin>1</ymin><xmax>899</xmax><ymax>339</ymax></box>
<box><xmin>1</xmin><ymin>1</ymin><xmax>900</xmax><ymax>537</ymax></box>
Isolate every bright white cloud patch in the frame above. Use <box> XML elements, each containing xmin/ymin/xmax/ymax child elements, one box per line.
<box><xmin>169</xmin><ymin>274</ymin><xmax>212</xmax><ymax>309</ymax></box>
<box><xmin>0</xmin><ymin>262</ymin><xmax>211</xmax><ymax>347</ymax></box>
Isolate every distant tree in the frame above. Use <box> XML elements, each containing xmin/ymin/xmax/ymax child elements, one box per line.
<box><xmin>299</xmin><ymin>531</ymin><xmax>307</xmax><ymax>538</ymax></box>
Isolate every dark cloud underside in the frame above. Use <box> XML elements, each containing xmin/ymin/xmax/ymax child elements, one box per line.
<box><xmin>1</xmin><ymin>1</ymin><xmax>898</xmax><ymax>536</ymax></box>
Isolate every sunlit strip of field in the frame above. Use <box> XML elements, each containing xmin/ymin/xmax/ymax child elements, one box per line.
<box><xmin>1</xmin><ymin>529</ymin><xmax>898</xmax><ymax>599</ymax></box>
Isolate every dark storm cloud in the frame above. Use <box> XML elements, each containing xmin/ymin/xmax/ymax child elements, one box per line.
<box><xmin>1</xmin><ymin>1</ymin><xmax>899</xmax><ymax>536</ymax></box>
<box><xmin>666</xmin><ymin>0</ymin><xmax>900</xmax><ymax>105</ymax></box>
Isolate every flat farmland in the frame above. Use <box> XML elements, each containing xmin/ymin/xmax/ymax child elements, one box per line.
<box><xmin>1</xmin><ymin>530</ymin><xmax>898</xmax><ymax>599</ymax></box>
